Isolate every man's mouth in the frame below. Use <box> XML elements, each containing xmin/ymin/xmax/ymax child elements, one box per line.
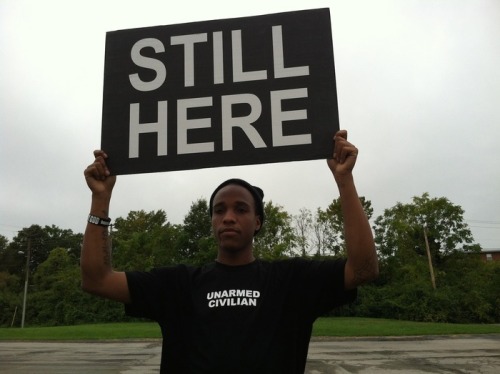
<box><xmin>220</xmin><ymin>228</ymin><xmax>239</xmax><ymax>235</ymax></box>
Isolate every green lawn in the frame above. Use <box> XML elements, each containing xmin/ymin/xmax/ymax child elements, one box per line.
<box><xmin>312</xmin><ymin>317</ymin><xmax>500</xmax><ymax>336</ymax></box>
<box><xmin>1</xmin><ymin>318</ymin><xmax>499</xmax><ymax>341</ymax></box>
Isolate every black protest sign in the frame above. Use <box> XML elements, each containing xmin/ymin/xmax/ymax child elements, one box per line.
<box><xmin>101</xmin><ymin>8</ymin><xmax>339</xmax><ymax>175</ymax></box>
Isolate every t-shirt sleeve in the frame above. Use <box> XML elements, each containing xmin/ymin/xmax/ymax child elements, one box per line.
<box><xmin>296</xmin><ymin>258</ymin><xmax>357</xmax><ymax>319</ymax></box>
<box><xmin>124</xmin><ymin>266</ymin><xmax>188</xmax><ymax>321</ymax></box>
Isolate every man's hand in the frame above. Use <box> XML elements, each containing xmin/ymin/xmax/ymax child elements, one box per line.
<box><xmin>327</xmin><ymin>130</ymin><xmax>358</xmax><ymax>182</ymax></box>
<box><xmin>84</xmin><ymin>150</ymin><xmax>116</xmax><ymax>196</ymax></box>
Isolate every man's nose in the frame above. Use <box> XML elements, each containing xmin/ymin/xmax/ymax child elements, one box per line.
<box><xmin>222</xmin><ymin>210</ymin><xmax>236</xmax><ymax>222</ymax></box>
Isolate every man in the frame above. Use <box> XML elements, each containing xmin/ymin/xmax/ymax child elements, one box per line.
<box><xmin>81</xmin><ymin>130</ymin><xmax>378</xmax><ymax>373</ymax></box>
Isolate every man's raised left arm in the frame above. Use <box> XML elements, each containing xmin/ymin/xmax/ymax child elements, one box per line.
<box><xmin>327</xmin><ymin>130</ymin><xmax>379</xmax><ymax>290</ymax></box>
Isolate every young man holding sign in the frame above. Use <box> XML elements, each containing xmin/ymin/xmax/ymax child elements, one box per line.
<box><xmin>81</xmin><ymin>130</ymin><xmax>378</xmax><ymax>373</ymax></box>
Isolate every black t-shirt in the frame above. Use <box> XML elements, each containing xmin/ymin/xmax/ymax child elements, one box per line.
<box><xmin>125</xmin><ymin>258</ymin><xmax>356</xmax><ymax>373</ymax></box>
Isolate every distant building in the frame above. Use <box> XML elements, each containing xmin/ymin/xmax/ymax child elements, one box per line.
<box><xmin>480</xmin><ymin>248</ymin><xmax>500</xmax><ymax>262</ymax></box>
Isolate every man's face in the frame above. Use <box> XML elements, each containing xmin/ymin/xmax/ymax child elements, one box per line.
<box><xmin>211</xmin><ymin>184</ymin><xmax>261</xmax><ymax>253</ymax></box>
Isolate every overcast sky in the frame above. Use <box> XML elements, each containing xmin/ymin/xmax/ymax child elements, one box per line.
<box><xmin>1</xmin><ymin>0</ymin><xmax>499</xmax><ymax>249</ymax></box>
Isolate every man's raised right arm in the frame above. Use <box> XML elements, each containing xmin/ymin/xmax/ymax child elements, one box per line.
<box><xmin>81</xmin><ymin>150</ymin><xmax>130</xmax><ymax>303</ymax></box>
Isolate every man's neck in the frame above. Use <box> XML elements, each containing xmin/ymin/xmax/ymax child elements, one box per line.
<box><xmin>216</xmin><ymin>249</ymin><xmax>255</xmax><ymax>266</ymax></box>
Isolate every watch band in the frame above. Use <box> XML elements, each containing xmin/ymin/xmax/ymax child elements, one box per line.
<box><xmin>88</xmin><ymin>214</ymin><xmax>111</xmax><ymax>227</ymax></box>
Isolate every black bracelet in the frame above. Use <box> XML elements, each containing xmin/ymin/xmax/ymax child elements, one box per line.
<box><xmin>88</xmin><ymin>214</ymin><xmax>111</xmax><ymax>227</ymax></box>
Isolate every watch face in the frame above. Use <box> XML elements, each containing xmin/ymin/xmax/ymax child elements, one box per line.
<box><xmin>89</xmin><ymin>215</ymin><xmax>110</xmax><ymax>226</ymax></box>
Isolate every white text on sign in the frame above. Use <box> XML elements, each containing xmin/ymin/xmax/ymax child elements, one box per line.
<box><xmin>127</xmin><ymin>25</ymin><xmax>312</xmax><ymax>158</ymax></box>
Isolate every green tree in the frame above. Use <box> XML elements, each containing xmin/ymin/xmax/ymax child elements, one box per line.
<box><xmin>112</xmin><ymin>210</ymin><xmax>179</xmax><ymax>270</ymax></box>
<box><xmin>30</xmin><ymin>247</ymin><xmax>79</xmax><ymax>325</ymax></box>
<box><xmin>0</xmin><ymin>235</ymin><xmax>24</xmax><ymax>276</ymax></box>
<box><xmin>0</xmin><ymin>271</ymin><xmax>22</xmax><ymax>326</ymax></box>
<box><xmin>113</xmin><ymin>210</ymin><xmax>168</xmax><ymax>240</ymax></box>
<box><xmin>5</xmin><ymin>225</ymin><xmax>50</xmax><ymax>279</ymax></box>
<box><xmin>1</xmin><ymin>226</ymin><xmax>83</xmax><ymax>280</ymax></box>
<box><xmin>253</xmin><ymin>201</ymin><xmax>296</xmax><ymax>260</ymax></box>
<box><xmin>176</xmin><ymin>199</ymin><xmax>217</xmax><ymax>265</ymax></box>
<box><xmin>0</xmin><ymin>235</ymin><xmax>8</xmax><ymax>253</ymax></box>
<box><xmin>367</xmin><ymin>193</ymin><xmax>492</xmax><ymax>323</ymax></box>
<box><xmin>311</xmin><ymin>208</ymin><xmax>329</xmax><ymax>256</ymax></box>
<box><xmin>374</xmin><ymin>193</ymin><xmax>480</xmax><ymax>262</ymax></box>
<box><xmin>43</xmin><ymin>225</ymin><xmax>83</xmax><ymax>259</ymax></box>
<box><xmin>292</xmin><ymin>208</ymin><xmax>313</xmax><ymax>257</ymax></box>
<box><xmin>31</xmin><ymin>247</ymin><xmax>125</xmax><ymax>325</ymax></box>
<box><xmin>316</xmin><ymin>197</ymin><xmax>373</xmax><ymax>256</ymax></box>
<box><xmin>484</xmin><ymin>261</ymin><xmax>500</xmax><ymax>321</ymax></box>
<box><xmin>436</xmin><ymin>252</ymin><xmax>496</xmax><ymax>323</ymax></box>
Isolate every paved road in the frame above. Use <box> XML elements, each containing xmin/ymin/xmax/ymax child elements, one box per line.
<box><xmin>306</xmin><ymin>335</ymin><xmax>500</xmax><ymax>373</ymax></box>
<box><xmin>0</xmin><ymin>335</ymin><xmax>499</xmax><ymax>373</ymax></box>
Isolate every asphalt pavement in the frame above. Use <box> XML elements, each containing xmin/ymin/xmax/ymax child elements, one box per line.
<box><xmin>0</xmin><ymin>335</ymin><xmax>499</xmax><ymax>373</ymax></box>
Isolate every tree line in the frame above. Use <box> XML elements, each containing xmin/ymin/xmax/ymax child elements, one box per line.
<box><xmin>1</xmin><ymin>192</ymin><xmax>498</xmax><ymax>327</ymax></box>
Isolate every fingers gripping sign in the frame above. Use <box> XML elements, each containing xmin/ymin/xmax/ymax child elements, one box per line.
<box><xmin>327</xmin><ymin>130</ymin><xmax>358</xmax><ymax>180</ymax></box>
<box><xmin>84</xmin><ymin>150</ymin><xmax>116</xmax><ymax>195</ymax></box>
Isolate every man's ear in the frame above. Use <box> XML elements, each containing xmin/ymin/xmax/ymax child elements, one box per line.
<box><xmin>254</xmin><ymin>216</ymin><xmax>262</xmax><ymax>235</ymax></box>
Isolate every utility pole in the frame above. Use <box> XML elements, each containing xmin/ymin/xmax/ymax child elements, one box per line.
<box><xmin>21</xmin><ymin>238</ymin><xmax>31</xmax><ymax>328</ymax></box>
<box><xmin>423</xmin><ymin>226</ymin><xmax>436</xmax><ymax>290</ymax></box>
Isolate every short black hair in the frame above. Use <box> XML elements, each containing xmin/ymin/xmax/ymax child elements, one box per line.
<box><xmin>209</xmin><ymin>178</ymin><xmax>265</xmax><ymax>234</ymax></box>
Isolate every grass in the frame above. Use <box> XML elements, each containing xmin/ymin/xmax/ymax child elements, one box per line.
<box><xmin>0</xmin><ymin>322</ymin><xmax>162</xmax><ymax>340</ymax></box>
<box><xmin>1</xmin><ymin>318</ymin><xmax>499</xmax><ymax>341</ymax></box>
<box><xmin>312</xmin><ymin>317</ymin><xmax>500</xmax><ymax>337</ymax></box>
